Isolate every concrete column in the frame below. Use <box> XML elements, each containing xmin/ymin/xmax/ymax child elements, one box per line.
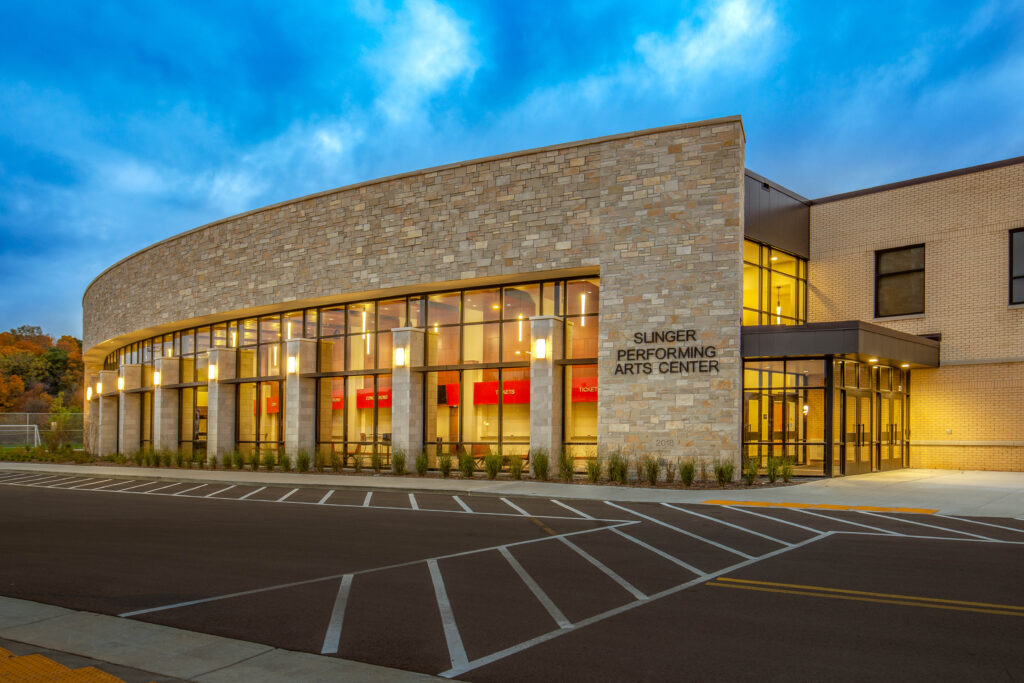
<box><xmin>530</xmin><ymin>316</ymin><xmax>565</xmax><ymax>459</ymax></box>
<box><xmin>284</xmin><ymin>338</ymin><xmax>316</xmax><ymax>463</ymax></box>
<box><xmin>153</xmin><ymin>357</ymin><xmax>180</xmax><ymax>452</ymax></box>
<box><xmin>207</xmin><ymin>348</ymin><xmax>237</xmax><ymax>462</ymax></box>
<box><xmin>83</xmin><ymin>371</ymin><xmax>98</xmax><ymax>455</ymax></box>
<box><xmin>118</xmin><ymin>365</ymin><xmax>142</xmax><ymax>455</ymax></box>
<box><xmin>391</xmin><ymin>327</ymin><xmax>425</xmax><ymax>471</ymax></box>
<box><xmin>97</xmin><ymin>369</ymin><xmax>119</xmax><ymax>456</ymax></box>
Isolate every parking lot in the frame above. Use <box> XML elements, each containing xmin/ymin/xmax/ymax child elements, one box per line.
<box><xmin>1</xmin><ymin>470</ymin><xmax>1022</xmax><ymax>681</ymax></box>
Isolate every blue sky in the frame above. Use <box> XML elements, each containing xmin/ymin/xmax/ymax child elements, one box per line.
<box><xmin>1</xmin><ymin>0</ymin><xmax>1022</xmax><ymax>339</ymax></box>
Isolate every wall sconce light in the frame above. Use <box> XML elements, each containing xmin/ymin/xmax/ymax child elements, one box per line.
<box><xmin>395</xmin><ymin>346</ymin><xmax>407</xmax><ymax>367</ymax></box>
<box><xmin>868</xmin><ymin>358</ymin><xmax>878</xmax><ymax>364</ymax></box>
<box><xmin>901</xmin><ymin>363</ymin><xmax>910</xmax><ymax>368</ymax></box>
<box><xmin>535</xmin><ymin>338</ymin><xmax>547</xmax><ymax>360</ymax></box>
<box><xmin>117</xmin><ymin>377</ymin><xmax>125</xmax><ymax>391</ymax></box>
<box><xmin>209</xmin><ymin>364</ymin><xmax>218</xmax><ymax>381</ymax></box>
<box><xmin>153</xmin><ymin>370</ymin><xmax>161</xmax><ymax>386</ymax></box>
<box><xmin>96</xmin><ymin>382</ymin><xmax>103</xmax><ymax>395</ymax></box>
<box><xmin>802</xmin><ymin>404</ymin><xmax>809</xmax><ymax>416</ymax></box>
<box><xmin>286</xmin><ymin>356</ymin><xmax>297</xmax><ymax>374</ymax></box>
<box><xmin>86</xmin><ymin>387</ymin><xmax>93</xmax><ymax>401</ymax></box>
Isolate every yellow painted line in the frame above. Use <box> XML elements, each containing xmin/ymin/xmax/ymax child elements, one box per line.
<box><xmin>528</xmin><ymin>516</ymin><xmax>558</xmax><ymax>536</ymax></box>
<box><xmin>702</xmin><ymin>500</ymin><xmax>936</xmax><ymax>514</ymax></box>
<box><xmin>715</xmin><ymin>577</ymin><xmax>1024</xmax><ymax>612</ymax></box>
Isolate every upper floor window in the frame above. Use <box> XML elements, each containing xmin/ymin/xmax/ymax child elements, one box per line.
<box><xmin>875</xmin><ymin>244</ymin><xmax>925</xmax><ymax>318</ymax></box>
<box><xmin>742</xmin><ymin>240</ymin><xmax>807</xmax><ymax>326</ymax></box>
<box><xmin>1011</xmin><ymin>228</ymin><xmax>1024</xmax><ymax>305</ymax></box>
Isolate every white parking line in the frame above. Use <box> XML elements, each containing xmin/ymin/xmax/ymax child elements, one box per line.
<box><xmin>936</xmin><ymin>514</ymin><xmax>1024</xmax><ymax>534</ymax></box>
<box><xmin>0</xmin><ymin>473</ymin><xmax>50</xmax><ymax>483</ymax></box>
<box><xmin>609</xmin><ymin>527</ymin><xmax>707</xmax><ymax>577</ymax></box>
<box><xmin>17</xmin><ymin>475</ymin><xmax>66</xmax><ymax>485</ymax></box>
<box><xmin>605</xmin><ymin>502</ymin><xmax>754</xmax><ymax>560</ymax></box>
<box><xmin>205</xmin><ymin>485</ymin><xmax>237</xmax><ymax>498</ymax></box>
<box><xmin>119</xmin><ymin>481</ymin><xmax>160</xmax><ymax>492</ymax></box>
<box><xmin>428</xmin><ymin>559</ymin><xmax>469</xmax><ymax>670</ymax></box>
<box><xmin>501</xmin><ymin>498</ymin><xmax>530</xmax><ymax>516</ymax></box>
<box><xmin>453</xmin><ymin>495</ymin><xmax>473</xmax><ymax>513</ymax></box>
<box><xmin>664</xmin><ymin>503</ymin><xmax>792</xmax><ymax>546</ymax></box>
<box><xmin>797</xmin><ymin>509</ymin><xmax>900</xmax><ymax>535</ymax></box>
<box><xmin>277</xmin><ymin>488</ymin><xmax>299</xmax><ymax>502</ymax></box>
<box><xmin>41</xmin><ymin>477</ymin><xmax>82</xmax><ymax>487</ymax></box>
<box><xmin>93</xmin><ymin>480</ymin><xmax>135</xmax><ymax>490</ymax></box>
<box><xmin>551</xmin><ymin>500</ymin><xmax>594</xmax><ymax>519</ymax></box>
<box><xmin>318</xmin><ymin>490</ymin><xmax>334</xmax><ymax>505</ymax></box>
<box><xmin>558</xmin><ymin>536</ymin><xmax>646</xmax><ymax>601</ymax></box>
<box><xmin>320</xmin><ymin>574</ymin><xmax>354</xmax><ymax>655</ymax></box>
<box><xmin>725</xmin><ymin>505</ymin><xmax>826</xmax><ymax>534</ymax></box>
<box><xmin>857</xmin><ymin>511</ymin><xmax>994</xmax><ymax>540</ymax></box>
<box><xmin>174</xmin><ymin>485</ymin><xmax>207</xmax><ymax>496</ymax></box>
<box><xmin>50</xmin><ymin>478</ymin><xmax>96</xmax><ymax>488</ymax></box>
<box><xmin>409</xmin><ymin>493</ymin><xmax>419</xmax><ymax>510</ymax></box>
<box><xmin>498</xmin><ymin>546</ymin><xmax>571</xmax><ymax>629</ymax></box>
<box><xmin>144</xmin><ymin>483</ymin><xmax>183</xmax><ymax>495</ymax></box>
<box><xmin>69</xmin><ymin>479</ymin><xmax>111</xmax><ymax>489</ymax></box>
<box><xmin>362</xmin><ymin>492</ymin><xmax>372</xmax><ymax>507</ymax></box>
<box><xmin>238</xmin><ymin>486</ymin><xmax>266</xmax><ymax>500</ymax></box>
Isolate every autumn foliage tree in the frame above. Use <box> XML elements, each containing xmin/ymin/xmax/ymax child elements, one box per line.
<box><xmin>0</xmin><ymin>326</ymin><xmax>84</xmax><ymax>412</ymax></box>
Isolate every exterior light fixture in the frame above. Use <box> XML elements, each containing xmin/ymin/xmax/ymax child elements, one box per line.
<box><xmin>96</xmin><ymin>382</ymin><xmax>103</xmax><ymax>395</ymax></box>
<box><xmin>869</xmin><ymin>358</ymin><xmax>878</xmax><ymax>364</ymax></box>
<box><xmin>802</xmin><ymin>404</ymin><xmax>809</xmax><ymax>416</ymax></box>
<box><xmin>86</xmin><ymin>387</ymin><xmax>93</xmax><ymax>401</ymax></box>
<box><xmin>518</xmin><ymin>314</ymin><xmax>524</xmax><ymax>342</ymax></box>
<box><xmin>395</xmin><ymin>346</ymin><xmax>406</xmax><ymax>367</ymax></box>
<box><xmin>209</xmin><ymin>364</ymin><xmax>218</xmax><ymax>381</ymax></box>
<box><xmin>535</xmin><ymin>338</ymin><xmax>547</xmax><ymax>360</ymax></box>
<box><xmin>286</xmin><ymin>356</ymin><xmax>297</xmax><ymax>374</ymax></box>
<box><xmin>286</xmin><ymin>322</ymin><xmax>293</xmax><ymax>340</ymax></box>
<box><xmin>117</xmin><ymin>377</ymin><xmax>125</xmax><ymax>391</ymax></box>
<box><xmin>580</xmin><ymin>294</ymin><xmax>587</xmax><ymax>326</ymax></box>
<box><xmin>231</xmin><ymin>331</ymin><xmax>238</xmax><ymax>346</ymax></box>
<box><xmin>901</xmin><ymin>363</ymin><xmax>910</xmax><ymax>368</ymax></box>
<box><xmin>153</xmin><ymin>370</ymin><xmax>161</xmax><ymax>386</ymax></box>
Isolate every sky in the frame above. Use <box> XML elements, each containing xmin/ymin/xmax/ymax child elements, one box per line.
<box><xmin>1</xmin><ymin>0</ymin><xmax>1022</xmax><ymax>340</ymax></box>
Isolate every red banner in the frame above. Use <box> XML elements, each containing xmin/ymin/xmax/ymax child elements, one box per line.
<box><xmin>571</xmin><ymin>377</ymin><xmax>598</xmax><ymax>402</ymax></box>
<box><xmin>253</xmin><ymin>396</ymin><xmax>280</xmax><ymax>414</ymax></box>
<box><xmin>331</xmin><ymin>391</ymin><xmax>343</xmax><ymax>411</ymax></box>
<box><xmin>356</xmin><ymin>387</ymin><xmax>392</xmax><ymax>409</ymax></box>
<box><xmin>441</xmin><ymin>383</ymin><xmax>460</xmax><ymax>406</ymax></box>
<box><xmin>472</xmin><ymin>380</ymin><xmax>530</xmax><ymax>405</ymax></box>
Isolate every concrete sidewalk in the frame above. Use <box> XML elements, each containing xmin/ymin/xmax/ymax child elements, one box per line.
<box><xmin>0</xmin><ymin>596</ymin><xmax>437</xmax><ymax>682</ymax></box>
<box><xmin>2</xmin><ymin>461</ymin><xmax>1022</xmax><ymax>517</ymax></box>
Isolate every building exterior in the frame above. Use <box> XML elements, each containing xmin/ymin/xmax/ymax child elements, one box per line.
<box><xmin>81</xmin><ymin>116</ymin><xmax>1024</xmax><ymax>474</ymax></box>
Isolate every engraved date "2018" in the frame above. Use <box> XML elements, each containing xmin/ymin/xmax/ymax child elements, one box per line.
<box><xmin>654</xmin><ymin>439</ymin><xmax>675</xmax><ymax>448</ymax></box>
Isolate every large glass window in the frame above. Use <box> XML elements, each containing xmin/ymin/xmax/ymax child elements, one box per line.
<box><xmin>237</xmin><ymin>380</ymin><xmax>282</xmax><ymax>456</ymax></box>
<box><xmin>876</xmin><ymin>244</ymin><xmax>925</xmax><ymax>317</ymax></box>
<box><xmin>742</xmin><ymin>240</ymin><xmax>807</xmax><ymax>326</ymax></box>
<box><xmin>1011</xmin><ymin>228</ymin><xmax>1024</xmax><ymax>305</ymax></box>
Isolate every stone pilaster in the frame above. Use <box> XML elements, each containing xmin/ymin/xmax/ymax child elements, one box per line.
<box><xmin>391</xmin><ymin>327</ymin><xmax>425</xmax><ymax>471</ymax></box>
<box><xmin>207</xmin><ymin>348</ymin><xmax>237</xmax><ymax>462</ymax></box>
<box><xmin>530</xmin><ymin>316</ymin><xmax>565</xmax><ymax>459</ymax></box>
<box><xmin>153</xmin><ymin>357</ymin><xmax>180</xmax><ymax>452</ymax></box>
<box><xmin>284</xmin><ymin>338</ymin><xmax>316</xmax><ymax>464</ymax></box>
<box><xmin>97</xmin><ymin>369</ymin><xmax>119</xmax><ymax>456</ymax></box>
<box><xmin>118</xmin><ymin>365</ymin><xmax>142</xmax><ymax>455</ymax></box>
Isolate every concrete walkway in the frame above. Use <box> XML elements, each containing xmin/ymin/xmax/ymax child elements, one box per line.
<box><xmin>2</xmin><ymin>461</ymin><xmax>1022</xmax><ymax>517</ymax></box>
<box><xmin>0</xmin><ymin>595</ymin><xmax>437</xmax><ymax>682</ymax></box>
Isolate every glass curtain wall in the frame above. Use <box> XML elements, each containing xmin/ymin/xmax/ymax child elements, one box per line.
<box><xmin>832</xmin><ymin>359</ymin><xmax>909</xmax><ymax>475</ymax></box>
<box><xmin>742</xmin><ymin>240</ymin><xmax>808</xmax><ymax>326</ymax></box>
<box><xmin>236</xmin><ymin>316</ymin><xmax>284</xmax><ymax>456</ymax></box>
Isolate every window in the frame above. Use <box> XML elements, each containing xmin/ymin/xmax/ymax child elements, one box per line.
<box><xmin>742</xmin><ymin>240</ymin><xmax>807</xmax><ymax>326</ymax></box>
<box><xmin>1011</xmin><ymin>229</ymin><xmax>1024</xmax><ymax>305</ymax></box>
<box><xmin>875</xmin><ymin>244</ymin><xmax>924</xmax><ymax>317</ymax></box>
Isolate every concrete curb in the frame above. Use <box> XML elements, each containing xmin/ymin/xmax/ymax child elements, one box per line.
<box><xmin>0</xmin><ymin>595</ymin><xmax>438</xmax><ymax>682</ymax></box>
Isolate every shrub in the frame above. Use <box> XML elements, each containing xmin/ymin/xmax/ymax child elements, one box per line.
<box><xmin>438</xmin><ymin>451</ymin><xmax>453</xmax><ymax>478</ymax></box>
<box><xmin>663</xmin><ymin>458</ymin><xmax>677</xmax><ymax>484</ymax></box>
<box><xmin>221</xmin><ymin>452</ymin><xmax>232</xmax><ymax>470</ymax></box>
<box><xmin>743</xmin><ymin>457</ymin><xmax>759</xmax><ymax>486</ymax></box>
<box><xmin>330</xmin><ymin>451</ymin><xmax>343</xmax><ymax>472</ymax></box>
<box><xmin>352</xmin><ymin>452</ymin><xmax>363</xmax><ymax>473</ymax></box>
<box><xmin>313</xmin><ymin>450</ymin><xmax>326</xmax><ymax>473</ymax></box>
<box><xmin>160</xmin><ymin>450</ymin><xmax>172</xmax><ymax>468</ymax></box>
<box><xmin>175</xmin><ymin>450</ymin><xmax>186</xmax><ymax>468</ymax></box>
<box><xmin>767</xmin><ymin>456</ymin><xmax>781</xmax><ymax>483</ymax></box>
<box><xmin>262</xmin><ymin>451</ymin><xmax>276</xmax><ymax>471</ymax></box>
<box><xmin>644</xmin><ymin>455</ymin><xmax>659</xmax><ymax>486</ymax></box>
<box><xmin>558</xmin><ymin>448</ymin><xmax>574</xmax><ymax>482</ymax></box>
<box><xmin>484</xmin><ymin>451</ymin><xmax>502</xmax><ymax>480</ymax></box>
<box><xmin>195</xmin><ymin>453</ymin><xmax>205</xmax><ymax>469</ymax></box>
<box><xmin>207</xmin><ymin>454</ymin><xmax>217</xmax><ymax>469</ymax></box>
<box><xmin>714</xmin><ymin>458</ymin><xmax>735</xmax><ymax>487</ymax></box>
<box><xmin>585</xmin><ymin>455</ymin><xmax>602</xmax><ymax>483</ymax></box>
<box><xmin>679</xmin><ymin>458</ymin><xmax>696</xmax><ymax>487</ymax></box>
<box><xmin>509</xmin><ymin>454</ymin><xmax>524</xmax><ymax>480</ymax></box>
<box><xmin>370</xmin><ymin>449</ymin><xmax>382</xmax><ymax>473</ymax></box>
<box><xmin>458</xmin><ymin>451</ymin><xmax>476</xmax><ymax>478</ymax></box>
<box><xmin>697</xmin><ymin>458</ymin><xmax>710</xmax><ymax>484</ymax></box>
<box><xmin>278</xmin><ymin>452</ymin><xmax>292</xmax><ymax>471</ymax></box>
<box><xmin>248</xmin><ymin>452</ymin><xmax>260</xmax><ymax>471</ymax></box>
<box><xmin>392</xmin><ymin>449</ymin><xmax>407</xmax><ymax>475</ymax></box>
<box><xmin>531</xmin><ymin>448</ymin><xmax>549</xmax><ymax>481</ymax></box>
<box><xmin>781</xmin><ymin>457</ymin><xmax>794</xmax><ymax>483</ymax></box>
<box><xmin>415</xmin><ymin>448</ymin><xmax>429</xmax><ymax>476</ymax></box>
<box><xmin>632</xmin><ymin>456</ymin><xmax>645</xmax><ymax>486</ymax></box>
<box><xmin>231</xmin><ymin>450</ymin><xmax>245</xmax><ymax>470</ymax></box>
<box><xmin>131</xmin><ymin>451</ymin><xmax>144</xmax><ymax>467</ymax></box>
<box><xmin>297</xmin><ymin>450</ymin><xmax>311</xmax><ymax>473</ymax></box>
<box><xmin>608</xmin><ymin>450</ymin><xmax>628</xmax><ymax>485</ymax></box>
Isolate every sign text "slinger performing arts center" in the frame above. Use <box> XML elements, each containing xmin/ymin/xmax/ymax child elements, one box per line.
<box><xmin>614</xmin><ymin>329</ymin><xmax>720</xmax><ymax>375</ymax></box>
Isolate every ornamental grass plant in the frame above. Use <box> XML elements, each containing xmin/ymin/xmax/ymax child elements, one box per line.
<box><xmin>530</xmin><ymin>448</ymin><xmax>549</xmax><ymax>481</ymax></box>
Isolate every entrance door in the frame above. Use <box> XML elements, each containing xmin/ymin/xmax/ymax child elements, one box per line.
<box><xmin>843</xmin><ymin>390</ymin><xmax>873</xmax><ymax>475</ymax></box>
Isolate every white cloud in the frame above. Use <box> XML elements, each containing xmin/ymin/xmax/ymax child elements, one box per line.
<box><xmin>364</xmin><ymin>0</ymin><xmax>479</xmax><ymax>123</ymax></box>
<box><xmin>635</xmin><ymin>0</ymin><xmax>779</xmax><ymax>89</ymax></box>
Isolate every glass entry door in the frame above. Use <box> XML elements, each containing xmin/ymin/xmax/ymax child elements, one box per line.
<box><xmin>843</xmin><ymin>390</ymin><xmax>874</xmax><ymax>475</ymax></box>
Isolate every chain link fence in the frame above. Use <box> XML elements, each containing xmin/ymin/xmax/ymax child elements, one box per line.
<box><xmin>0</xmin><ymin>412</ymin><xmax>84</xmax><ymax>449</ymax></box>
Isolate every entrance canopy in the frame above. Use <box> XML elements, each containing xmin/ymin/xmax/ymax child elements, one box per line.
<box><xmin>741</xmin><ymin>321</ymin><xmax>940</xmax><ymax>368</ymax></box>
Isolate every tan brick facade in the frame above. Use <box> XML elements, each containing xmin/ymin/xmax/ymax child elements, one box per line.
<box><xmin>83</xmin><ymin>118</ymin><xmax>746</xmax><ymax>464</ymax></box>
<box><xmin>810</xmin><ymin>162</ymin><xmax>1024</xmax><ymax>470</ymax></box>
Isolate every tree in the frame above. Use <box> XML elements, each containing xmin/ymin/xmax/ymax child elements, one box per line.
<box><xmin>0</xmin><ymin>374</ymin><xmax>25</xmax><ymax>411</ymax></box>
<box><xmin>0</xmin><ymin>326</ymin><xmax>83</xmax><ymax>413</ymax></box>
